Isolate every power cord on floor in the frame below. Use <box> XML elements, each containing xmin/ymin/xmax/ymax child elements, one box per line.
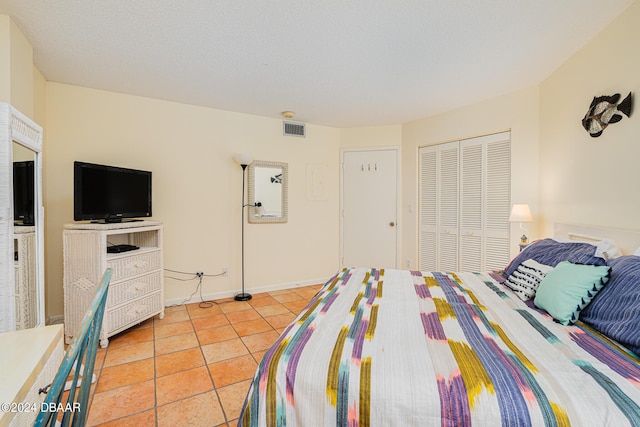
<box><xmin>164</xmin><ymin>268</ymin><xmax>227</xmax><ymax>309</ymax></box>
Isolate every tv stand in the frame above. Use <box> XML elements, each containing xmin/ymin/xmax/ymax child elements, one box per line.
<box><xmin>63</xmin><ymin>220</ymin><xmax>164</xmax><ymax>347</ymax></box>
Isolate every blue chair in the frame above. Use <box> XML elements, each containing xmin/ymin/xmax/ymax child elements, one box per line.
<box><xmin>34</xmin><ymin>268</ymin><xmax>112</xmax><ymax>427</ymax></box>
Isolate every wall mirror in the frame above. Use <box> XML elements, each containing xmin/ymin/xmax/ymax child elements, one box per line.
<box><xmin>247</xmin><ymin>160</ymin><xmax>288</xmax><ymax>223</ymax></box>
<box><xmin>0</xmin><ymin>103</ymin><xmax>44</xmax><ymax>333</ymax></box>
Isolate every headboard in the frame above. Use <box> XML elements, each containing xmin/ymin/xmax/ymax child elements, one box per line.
<box><xmin>554</xmin><ymin>223</ymin><xmax>640</xmax><ymax>256</ymax></box>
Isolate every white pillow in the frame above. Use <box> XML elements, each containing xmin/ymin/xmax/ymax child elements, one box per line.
<box><xmin>594</xmin><ymin>238</ymin><xmax>622</xmax><ymax>260</ymax></box>
<box><xmin>503</xmin><ymin>259</ymin><xmax>554</xmax><ymax>301</ymax></box>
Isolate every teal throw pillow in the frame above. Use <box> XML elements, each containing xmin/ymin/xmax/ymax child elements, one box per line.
<box><xmin>534</xmin><ymin>261</ymin><xmax>611</xmax><ymax>325</ymax></box>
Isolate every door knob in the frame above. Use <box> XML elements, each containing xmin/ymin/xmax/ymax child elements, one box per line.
<box><xmin>389</xmin><ymin>221</ymin><xmax>395</xmax><ymax>227</ymax></box>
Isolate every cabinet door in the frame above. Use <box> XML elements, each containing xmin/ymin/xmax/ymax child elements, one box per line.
<box><xmin>438</xmin><ymin>143</ymin><xmax>459</xmax><ymax>272</ymax></box>
<box><xmin>484</xmin><ymin>136</ymin><xmax>511</xmax><ymax>270</ymax></box>
<box><xmin>418</xmin><ymin>142</ymin><xmax>459</xmax><ymax>271</ymax></box>
<box><xmin>459</xmin><ymin>142</ymin><xmax>483</xmax><ymax>272</ymax></box>
<box><xmin>419</xmin><ymin>147</ymin><xmax>437</xmax><ymax>271</ymax></box>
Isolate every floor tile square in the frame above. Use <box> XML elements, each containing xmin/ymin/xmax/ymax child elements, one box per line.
<box><xmin>272</xmin><ymin>293</ymin><xmax>304</xmax><ymax>303</ymax></box>
<box><xmin>219</xmin><ymin>301</ymin><xmax>252</xmax><ymax>314</ymax></box>
<box><xmin>208</xmin><ymin>354</ymin><xmax>258</xmax><ymax>388</ymax></box>
<box><xmin>196</xmin><ymin>325</ymin><xmax>239</xmax><ymax>345</ymax></box>
<box><xmin>217</xmin><ymin>380</ymin><xmax>252</xmax><ymax>421</ymax></box>
<box><xmin>191</xmin><ymin>313</ymin><xmax>229</xmax><ymax>330</ymax></box>
<box><xmin>201</xmin><ymin>338</ymin><xmax>249</xmax><ymax>364</ymax></box>
<box><xmin>156</xmin><ymin>347</ymin><xmax>205</xmax><ymax>377</ymax></box>
<box><xmin>154</xmin><ymin>319</ymin><xmax>194</xmax><ymax>338</ymax></box>
<box><xmin>96</xmin><ymin>358</ymin><xmax>154</xmax><ymax>393</ymax></box>
<box><xmin>86</xmin><ymin>379</ymin><xmax>155</xmax><ymax>425</ymax></box>
<box><xmin>225</xmin><ymin>308</ymin><xmax>262</xmax><ymax>324</ymax></box>
<box><xmin>232</xmin><ymin>318</ymin><xmax>274</xmax><ymax>337</ymax></box>
<box><xmin>107</xmin><ymin>327</ymin><xmax>154</xmax><ymax>349</ymax></box>
<box><xmin>157</xmin><ymin>391</ymin><xmax>225</xmax><ymax>427</ymax></box>
<box><xmin>264</xmin><ymin>313</ymin><xmax>296</xmax><ymax>329</ymax></box>
<box><xmin>90</xmin><ymin>409</ymin><xmax>155</xmax><ymax>427</ymax></box>
<box><xmin>155</xmin><ymin>332</ymin><xmax>199</xmax><ymax>356</ymax></box>
<box><xmin>156</xmin><ymin>366</ymin><xmax>213</xmax><ymax>406</ymax></box>
<box><xmin>241</xmin><ymin>330</ymin><xmax>280</xmax><ymax>353</ymax></box>
<box><xmin>103</xmin><ymin>341</ymin><xmax>154</xmax><ymax>368</ymax></box>
<box><xmin>254</xmin><ymin>304</ymin><xmax>291</xmax><ymax>317</ymax></box>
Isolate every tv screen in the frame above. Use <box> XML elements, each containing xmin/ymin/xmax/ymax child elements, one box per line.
<box><xmin>74</xmin><ymin>161</ymin><xmax>152</xmax><ymax>223</ymax></box>
<box><xmin>13</xmin><ymin>160</ymin><xmax>35</xmax><ymax>226</ymax></box>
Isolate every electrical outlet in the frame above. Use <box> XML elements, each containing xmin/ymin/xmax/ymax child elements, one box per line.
<box><xmin>406</xmin><ymin>259</ymin><xmax>411</xmax><ymax>268</ymax></box>
<box><xmin>196</xmin><ymin>271</ymin><xmax>204</xmax><ymax>278</ymax></box>
<box><xmin>223</xmin><ymin>268</ymin><xmax>228</xmax><ymax>277</ymax></box>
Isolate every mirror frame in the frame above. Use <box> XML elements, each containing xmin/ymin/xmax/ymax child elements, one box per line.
<box><xmin>0</xmin><ymin>103</ymin><xmax>44</xmax><ymax>332</ymax></box>
<box><xmin>247</xmin><ymin>160</ymin><xmax>288</xmax><ymax>224</ymax></box>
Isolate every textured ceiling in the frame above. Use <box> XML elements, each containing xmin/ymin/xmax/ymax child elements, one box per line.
<box><xmin>0</xmin><ymin>1</ymin><xmax>634</xmax><ymax>127</ymax></box>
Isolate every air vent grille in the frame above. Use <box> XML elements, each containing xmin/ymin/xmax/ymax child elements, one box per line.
<box><xmin>283</xmin><ymin>121</ymin><xmax>305</xmax><ymax>137</ymax></box>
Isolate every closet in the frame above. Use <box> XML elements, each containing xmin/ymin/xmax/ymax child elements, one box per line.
<box><xmin>419</xmin><ymin>131</ymin><xmax>511</xmax><ymax>272</ymax></box>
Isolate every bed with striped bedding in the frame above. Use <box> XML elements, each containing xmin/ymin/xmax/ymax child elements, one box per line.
<box><xmin>239</xmin><ymin>267</ymin><xmax>640</xmax><ymax>426</ymax></box>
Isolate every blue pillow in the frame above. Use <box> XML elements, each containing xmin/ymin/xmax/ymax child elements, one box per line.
<box><xmin>581</xmin><ymin>256</ymin><xmax>640</xmax><ymax>355</ymax></box>
<box><xmin>534</xmin><ymin>261</ymin><xmax>611</xmax><ymax>325</ymax></box>
<box><xmin>504</xmin><ymin>239</ymin><xmax>606</xmax><ymax>278</ymax></box>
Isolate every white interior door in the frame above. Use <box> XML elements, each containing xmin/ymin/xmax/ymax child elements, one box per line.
<box><xmin>341</xmin><ymin>148</ymin><xmax>398</xmax><ymax>269</ymax></box>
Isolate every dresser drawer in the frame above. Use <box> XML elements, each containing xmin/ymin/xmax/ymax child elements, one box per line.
<box><xmin>106</xmin><ymin>271</ymin><xmax>161</xmax><ymax>307</ymax></box>
<box><xmin>105</xmin><ymin>292</ymin><xmax>163</xmax><ymax>334</ymax></box>
<box><xmin>107</xmin><ymin>250</ymin><xmax>161</xmax><ymax>281</ymax></box>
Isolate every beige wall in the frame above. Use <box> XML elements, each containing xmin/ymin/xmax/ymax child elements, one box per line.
<box><xmin>539</xmin><ymin>1</ymin><xmax>640</xmax><ymax>236</ymax></box>
<box><xmin>401</xmin><ymin>87</ymin><xmax>541</xmax><ymax>268</ymax></box>
<box><xmin>44</xmin><ymin>83</ymin><xmax>340</xmax><ymax>318</ymax></box>
<box><xmin>0</xmin><ymin>15</ymin><xmax>34</xmax><ymax>117</ymax></box>
<box><xmin>340</xmin><ymin>125</ymin><xmax>402</xmax><ymax>148</ymax></box>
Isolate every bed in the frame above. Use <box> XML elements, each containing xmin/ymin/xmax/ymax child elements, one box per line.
<box><xmin>239</xmin><ymin>225</ymin><xmax>640</xmax><ymax>426</ymax></box>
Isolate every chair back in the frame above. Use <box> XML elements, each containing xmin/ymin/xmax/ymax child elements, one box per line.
<box><xmin>34</xmin><ymin>268</ymin><xmax>111</xmax><ymax>427</ymax></box>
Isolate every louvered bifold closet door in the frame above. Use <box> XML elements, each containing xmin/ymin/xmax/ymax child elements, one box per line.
<box><xmin>459</xmin><ymin>142</ymin><xmax>483</xmax><ymax>272</ymax></box>
<box><xmin>484</xmin><ymin>132</ymin><xmax>511</xmax><ymax>270</ymax></box>
<box><xmin>438</xmin><ymin>143</ymin><xmax>459</xmax><ymax>272</ymax></box>
<box><xmin>418</xmin><ymin>147</ymin><xmax>438</xmax><ymax>271</ymax></box>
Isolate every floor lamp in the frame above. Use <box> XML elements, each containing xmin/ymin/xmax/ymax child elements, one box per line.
<box><xmin>234</xmin><ymin>153</ymin><xmax>253</xmax><ymax>301</ymax></box>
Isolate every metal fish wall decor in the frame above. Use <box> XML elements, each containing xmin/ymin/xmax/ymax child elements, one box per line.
<box><xmin>582</xmin><ymin>92</ymin><xmax>633</xmax><ymax>137</ymax></box>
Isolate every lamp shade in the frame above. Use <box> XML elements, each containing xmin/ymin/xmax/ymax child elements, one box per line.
<box><xmin>509</xmin><ymin>204</ymin><xmax>533</xmax><ymax>223</ymax></box>
<box><xmin>233</xmin><ymin>153</ymin><xmax>254</xmax><ymax>166</ymax></box>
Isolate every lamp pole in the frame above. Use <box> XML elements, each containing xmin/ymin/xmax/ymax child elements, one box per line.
<box><xmin>235</xmin><ymin>160</ymin><xmax>252</xmax><ymax>301</ymax></box>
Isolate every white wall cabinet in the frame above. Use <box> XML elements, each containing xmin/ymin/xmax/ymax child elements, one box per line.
<box><xmin>419</xmin><ymin>131</ymin><xmax>511</xmax><ymax>272</ymax></box>
<box><xmin>63</xmin><ymin>221</ymin><xmax>164</xmax><ymax>348</ymax></box>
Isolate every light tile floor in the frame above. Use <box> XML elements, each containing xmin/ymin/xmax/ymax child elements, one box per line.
<box><xmin>85</xmin><ymin>285</ymin><xmax>321</xmax><ymax>426</ymax></box>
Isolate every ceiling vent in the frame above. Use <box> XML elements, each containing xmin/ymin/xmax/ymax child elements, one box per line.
<box><xmin>283</xmin><ymin>121</ymin><xmax>306</xmax><ymax>138</ymax></box>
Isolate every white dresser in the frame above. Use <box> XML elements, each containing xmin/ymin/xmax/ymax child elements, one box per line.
<box><xmin>63</xmin><ymin>221</ymin><xmax>164</xmax><ymax>348</ymax></box>
<box><xmin>0</xmin><ymin>325</ymin><xmax>64</xmax><ymax>427</ymax></box>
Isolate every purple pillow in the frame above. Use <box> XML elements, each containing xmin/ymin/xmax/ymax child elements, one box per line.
<box><xmin>504</xmin><ymin>238</ymin><xmax>606</xmax><ymax>278</ymax></box>
<box><xmin>581</xmin><ymin>255</ymin><xmax>640</xmax><ymax>355</ymax></box>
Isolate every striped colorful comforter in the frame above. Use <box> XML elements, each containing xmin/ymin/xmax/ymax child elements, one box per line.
<box><xmin>239</xmin><ymin>268</ymin><xmax>640</xmax><ymax>426</ymax></box>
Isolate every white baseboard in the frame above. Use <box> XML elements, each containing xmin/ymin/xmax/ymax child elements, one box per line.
<box><xmin>163</xmin><ymin>277</ymin><xmax>327</xmax><ymax>307</ymax></box>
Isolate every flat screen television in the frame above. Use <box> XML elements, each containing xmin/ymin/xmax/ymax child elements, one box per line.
<box><xmin>74</xmin><ymin>161</ymin><xmax>152</xmax><ymax>223</ymax></box>
<box><xmin>13</xmin><ymin>160</ymin><xmax>35</xmax><ymax>226</ymax></box>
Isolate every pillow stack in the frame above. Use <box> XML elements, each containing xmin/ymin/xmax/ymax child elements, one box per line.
<box><xmin>503</xmin><ymin>257</ymin><xmax>611</xmax><ymax>326</ymax></box>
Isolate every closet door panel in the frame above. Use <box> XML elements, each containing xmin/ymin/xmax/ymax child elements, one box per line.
<box><xmin>438</xmin><ymin>143</ymin><xmax>459</xmax><ymax>271</ymax></box>
<box><xmin>460</xmin><ymin>142</ymin><xmax>483</xmax><ymax>271</ymax></box>
<box><xmin>485</xmin><ymin>136</ymin><xmax>511</xmax><ymax>270</ymax></box>
<box><xmin>418</xmin><ymin>147</ymin><xmax>437</xmax><ymax>271</ymax></box>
